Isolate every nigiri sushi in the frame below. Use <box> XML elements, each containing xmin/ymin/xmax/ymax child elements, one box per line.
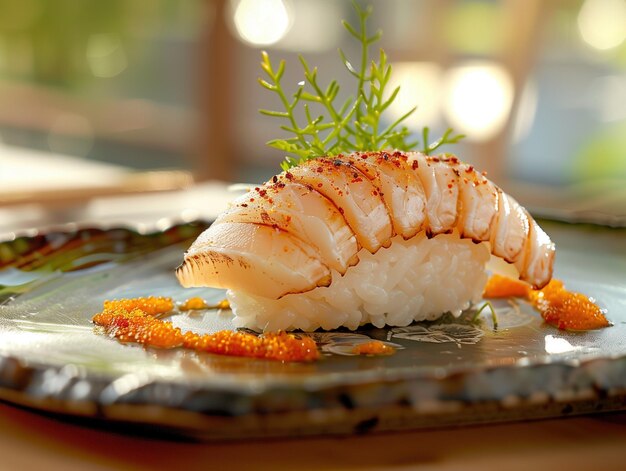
<box><xmin>176</xmin><ymin>151</ymin><xmax>554</xmax><ymax>332</ymax></box>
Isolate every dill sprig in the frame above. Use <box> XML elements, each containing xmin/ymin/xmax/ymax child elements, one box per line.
<box><xmin>259</xmin><ymin>1</ymin><xmax>464</xmax><ymax>171</ymax></box>
<box><xmin>472</xmin><ymin>301</ymin><xmax>499</xmax><ymax>331</ymax></box>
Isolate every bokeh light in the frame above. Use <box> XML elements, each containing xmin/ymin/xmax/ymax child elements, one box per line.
<box><xmin>577</xmin><ymin>0</ymin><xmax>626</xmax><ymax>51</ymax></box>
<box><xmin>231</xmin><ymin>0</ymin><xmax>291</xmax><ymax>46</ymax></box>
<box><xmin>86</xmin><ymin>33</ymin><xmax>127</xmax><ymax>78</ymax></box>
<box><xmin>443</xmin><ymin>62</ymin><xmax>514</xmax><ymax>142</ymax></box>
<box><xmin>386</xmin><ymin>62</ymin><xmax>443</xmax><ymax>130</ymax></box>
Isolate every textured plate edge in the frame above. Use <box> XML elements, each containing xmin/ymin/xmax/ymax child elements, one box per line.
<box><xmin>2</xmin><ymin>321</ymin><xmax>626</xmax><ymax>436</ymax></box>
<box><xmin>1</xmin><ymin>375</ymin><xmax>626</xmax><ymax>441</ymax></box>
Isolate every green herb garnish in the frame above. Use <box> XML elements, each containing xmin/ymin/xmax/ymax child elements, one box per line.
<box><xmin>472</xmin><ymin>301</ymin><xmax>498</xmax><ymax>331</ymax></box>
<box><xmin>259</xmin><ymin>1</ymin><xmax>464</xmax><ymax>171</ymax></box>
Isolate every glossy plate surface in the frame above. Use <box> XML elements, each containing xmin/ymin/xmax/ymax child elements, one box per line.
<box><xmin>0</xmin><ymin>220</ymin><xmax>625</xmax><ymax>439</ymax></box>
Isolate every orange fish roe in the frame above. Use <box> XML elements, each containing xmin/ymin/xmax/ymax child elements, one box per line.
<box><xmin>92</xmin><ymin>297</ymin><xmax>319</xmax><ymax>362</ymax></box>
<box><xmin>179</xmin><ymin>297</ymin><xmax>209</xmax><ymax>310</ymax></box>
<box><xmin>102</xmin><ymin>296</ymin><xmax>174</xmax><ymax>316</ymax></box>
<box><xmin>352</xmin><ymin>340</ymin><xmax>395</xmax><ymax>356</ymax></box>
<box><xmin>483</xmin><ymin>274</ymin><xmax>531</xmax><ymax>299</ymax></box>
<box><xmin>482</xmin><ymin>275</ymin><xmax>610</xmax><ymax>331</ymax></box>
<box><xmin>529</xmin><ymin>279</ymin><xmax>610</xmax><ymax>331</ymax></box>
<box><xmin>182</xmin><ymin>330</ymin><xmax>319</xmax><ymax>362</ymax></box>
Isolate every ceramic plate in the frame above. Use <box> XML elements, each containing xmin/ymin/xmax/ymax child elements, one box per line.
<box><xmin>0</xmin><ymin>220</ymin><xmax>625</xmax><ymax>439</ymax></box>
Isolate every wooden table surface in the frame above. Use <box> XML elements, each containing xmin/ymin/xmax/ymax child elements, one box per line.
<box><xmin>1</xmin><ymin>401</ymin><xmax>625</xmax><ymax>470</ymax></box>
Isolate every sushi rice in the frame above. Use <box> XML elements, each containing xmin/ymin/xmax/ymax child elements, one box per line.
<box><xmin>228</xmin><ymin>231</ymin><xmax>490</xmax><ymax>331</ymax></box>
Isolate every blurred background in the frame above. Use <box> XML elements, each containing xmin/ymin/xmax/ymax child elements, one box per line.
<box><xmin>0</xmin><ymin>0</ymin><xmax>625</xmax><ymax>229</ymax></box>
